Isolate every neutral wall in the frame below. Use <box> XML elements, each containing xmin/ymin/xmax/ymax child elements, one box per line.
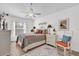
<box><xmin>34</xmin><ymin>5</ymin><xmax>79</xmax><ymax>52</ymax></box>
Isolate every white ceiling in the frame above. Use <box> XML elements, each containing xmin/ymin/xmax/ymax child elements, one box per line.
<box><xmin>0</xmin><ymin>3</ymin><xmax>79</xmax><ymax>19</ymax></box>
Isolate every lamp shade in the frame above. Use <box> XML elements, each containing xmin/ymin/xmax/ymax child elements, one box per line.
<box><xmin>47</xmin><ymin>24</ymin><xmax>52</xmax><ymax>28</ymax></box>
<box><xmin>33</xmin><ymin>26</ymin><xmax>36</xmax><ymax>29</ymax></box>
<box><xmin>31</xmin><ymin>29</ymin><xmax>34</xmax><ymax>32</ymax></box>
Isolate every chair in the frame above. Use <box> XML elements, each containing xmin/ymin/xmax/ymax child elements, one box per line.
<box><xmin>56</xmin><ymin>31</ymin><xmax>72</xmax><ymax>56</ymax></box>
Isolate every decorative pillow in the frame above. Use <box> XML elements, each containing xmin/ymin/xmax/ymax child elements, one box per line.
<box><xmin>62</xmin><ymin>35</ymin><xmax>71</xmax><ymax>43</ymax></box>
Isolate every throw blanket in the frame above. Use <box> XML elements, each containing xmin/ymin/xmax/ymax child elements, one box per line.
<box><xmin>16</xmin><ymin>34</ymin><xmax>46</xmax><ymax>49</ymax></box>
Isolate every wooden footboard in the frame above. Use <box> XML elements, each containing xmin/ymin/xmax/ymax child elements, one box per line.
<box><xmin>16</xmin><ymin>34</ymin><xmax>46</xmax><ymax>52</ymax></box>
<box><xmin>23</xmin><ymin>40</ymin><xmax>45</xmax><ymax>52</ymax></box>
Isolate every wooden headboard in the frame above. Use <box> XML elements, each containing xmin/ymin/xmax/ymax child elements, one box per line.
<box><xmin>35</xmin><ymin>29</ymin><xmax>48</xmax><ymax>34</ymax></box>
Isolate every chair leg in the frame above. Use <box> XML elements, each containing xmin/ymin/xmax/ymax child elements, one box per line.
<box><xmin>64</xmin><ymin>48</ymin><xmax>66</xmax><ymax>56</ymax></box>
<box><xmin>69</xmin><ymin>48</ymin><xmax>72</xmax><ymax>56</ymax></box>
<box><xmin>56</xmin><ymin>45</ymin><xmax>58</xmax><ymax>55</ymax></box>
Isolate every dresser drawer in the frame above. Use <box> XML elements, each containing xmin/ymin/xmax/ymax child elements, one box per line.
<box><xmin>46</xmin><ymin>34</ymin><xmax>56</xmax><ymax>46</ymax></box>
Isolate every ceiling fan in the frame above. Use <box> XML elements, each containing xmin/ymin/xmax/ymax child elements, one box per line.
<box><xmin>25</xmin><ymin>3</ymin><xmax>41</xmax><ymax>17</ymax></box>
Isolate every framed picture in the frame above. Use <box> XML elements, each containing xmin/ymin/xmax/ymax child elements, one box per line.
<box><xmin>59</xmin><ymin>18</ymin><xmax>69</xmax><ymax>30</ymax></box>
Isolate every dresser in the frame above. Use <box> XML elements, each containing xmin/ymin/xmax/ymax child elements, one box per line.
<box><xmin>0</xmin><ymin>30</ymin><xmax>11</xmax><ymax>56</ymax></box>
<box><xmin>46</xmin><ymin>33</ymin><xmax>57</xmax><ymax>47</ymax></box>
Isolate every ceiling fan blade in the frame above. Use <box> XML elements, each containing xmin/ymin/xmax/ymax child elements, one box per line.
<box><xmin>30</xmin><ymin>8</ymin><xmax>33</xmax><ymax>13</ymax></box>
<box><xmin>33</xmin><ymin>14</ymin><xmax>36</xmax><ymax>17</ymax></box>
<box><xmin>34</xmin><ymin>13</ymin><xmax>41</xmax><ymax>15</ymax></box>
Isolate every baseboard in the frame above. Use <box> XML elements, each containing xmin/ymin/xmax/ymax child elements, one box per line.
<box><xmin>72</xmin><ymin>50</ymin><xmax>79</xmax><ymax>56</ymax></box>
<box><xmin>11</xmin><ymin>41</ymin><xmax>16</xmax><ymax>42</ymax></box>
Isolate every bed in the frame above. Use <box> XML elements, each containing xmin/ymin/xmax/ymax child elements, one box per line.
<box><xmin>16</xmin><ymin>34</ymin><xmax>46</xmax><ymax>52</ymax></box>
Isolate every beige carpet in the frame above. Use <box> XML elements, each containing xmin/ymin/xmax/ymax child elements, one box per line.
<box><xmin>23</xmin><ymin>45</ymin><xmax>62</xmax><ymax>56</ymax></box>
<box><xmin>11</xmin><ymin>42</ymin><xmax>73</xmax><ymax>56</ymax></box>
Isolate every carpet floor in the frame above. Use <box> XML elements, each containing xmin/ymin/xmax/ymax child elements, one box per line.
<box><xmin>23</xmin><ymin>45</ymin><xmax>63</xmax><ymax>56</ymax></box>
<box><xmin>11</xmin><ymin>42</ymin><xmax>73</xmax><ymax>56</ymax></box>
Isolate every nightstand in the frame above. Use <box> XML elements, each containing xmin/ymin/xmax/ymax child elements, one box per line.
<box><xmin>46</xmin><ymin>33</ymin><xmax>57</xmax><ymax>47</ymax></box>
